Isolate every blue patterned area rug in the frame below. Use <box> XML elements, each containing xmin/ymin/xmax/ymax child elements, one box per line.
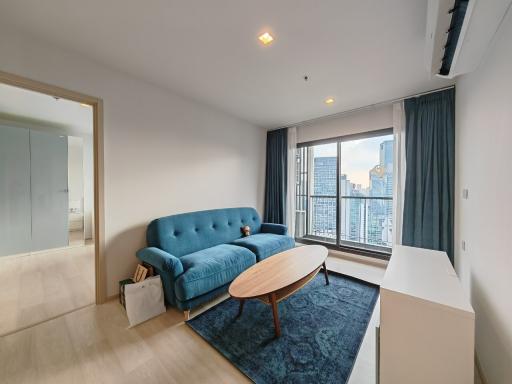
<box><xmin>187</xmin><ymin>272</ymin><xmax>379</xmax><ymax>384</ymax></box>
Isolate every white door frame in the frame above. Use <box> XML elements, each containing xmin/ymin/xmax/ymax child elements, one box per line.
<box><xmin>0</xmin><ymin>70</ymin><xmax>106</xmax><ymax>304</ymax></box>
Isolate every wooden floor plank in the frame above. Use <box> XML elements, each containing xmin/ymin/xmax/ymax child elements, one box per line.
<box><xmin>0</xmin><ymin>254</ymin><xmax>387</xmax><ymax>384</ymax></box>
<box><xmin>0</xmin><ymin>242</ymin><xmax>94</xmax><ymax>336</ymax></box>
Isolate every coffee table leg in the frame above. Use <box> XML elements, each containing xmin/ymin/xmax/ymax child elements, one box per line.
<box><xmin>323</xmin><ymin>262</ymin><xmax>330</xmax><ymax>285</ymax></box>
<box><xmin>269</xmin><ymin>292</ymin><xmax>281</xmax><ymax>338</ymax></box>
<box><xmin>237</xmin><ymin>299</ymin><xmax>245</xmax><ymax>318</ymax></box>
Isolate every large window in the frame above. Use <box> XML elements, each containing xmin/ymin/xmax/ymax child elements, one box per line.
<box><xmin>295</xmin><ymin>129</ymin><xmax>393</xmax><ymax>256</ymax></box>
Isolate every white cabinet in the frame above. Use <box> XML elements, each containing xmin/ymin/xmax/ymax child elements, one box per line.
<box><xmin>379</xmin><ymin>245</ymin><xmax>474</xmax><ymax>384</ymax></box>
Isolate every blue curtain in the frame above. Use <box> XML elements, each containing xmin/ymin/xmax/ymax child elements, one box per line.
<box><xmin>264</xmin><ymin>128</ymin><xmax>288</xmax><ymax>224</ymax></box>
<box><xmin>402</xmin><ymin>88</ymin><xmax>455</xmax><ymax>264</ymax></box>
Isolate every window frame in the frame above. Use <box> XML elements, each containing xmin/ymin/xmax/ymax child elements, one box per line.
<box><xmin>296</xmin><ymin>127</ymin><xmax>394</xmax><ymax>260</ymax></box>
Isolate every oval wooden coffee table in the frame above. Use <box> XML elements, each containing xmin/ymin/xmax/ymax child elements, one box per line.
<box><xmin>229</xmin><ymin>245</ymin><xmax>329</xmax><ymax>338</ymax></box>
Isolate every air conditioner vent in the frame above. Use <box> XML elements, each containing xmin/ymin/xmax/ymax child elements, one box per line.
<box><xmin>425</xmin><ymin>0</ymin><xmax>512</xmax><ymax>79</ymax></box>
<box><xmin>439</xmin><ymin>0</ymin><xmax>469</xmax><ymax>75</ymax></box>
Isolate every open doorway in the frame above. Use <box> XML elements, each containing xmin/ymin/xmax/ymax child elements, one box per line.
<box><xmin>68</xmin><ymin>135</ymin><xmax>94</xmax><ymax>247</ymax></box>
<box><xmin>0</xmin><ymin>80</ymin><xmax>100</xmax><ymax>335</ymax></box>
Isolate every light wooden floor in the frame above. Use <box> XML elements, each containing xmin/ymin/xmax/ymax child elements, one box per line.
<box><xmin>0</xmin><ymin>255</ymin><xmax>386</xmax><ymax>384</ymax></box>
<box><xmin>0</xmin><ymin>252</ymin><xmax>484</xmax><ymax>384</ymax></box>
<box><xmin>327</xmin><ymin>256</ymin><xmax>385</xmax><ymax>384</ymax></box>
<box><xmin>0</xmin><ymin>239</ymin><xmax>94</xmax><ymax>336</ymax></box>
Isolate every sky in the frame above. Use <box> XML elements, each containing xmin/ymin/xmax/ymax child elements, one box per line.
<box><xmin>313</xmin><ymin>134</ymin><xmax>393</xmax><ymax>187</ymax></box>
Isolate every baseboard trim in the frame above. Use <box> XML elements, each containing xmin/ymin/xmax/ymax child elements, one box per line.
<box><xmin>107</xmin><ymin>293</ymin><xmax>119</xmax><ymax>302</ymax></box>
<box><xmin>0</xmin><ymin>242</ymin><xmax>92</xmax><ymax>260</ymax></box>
<box><xmin>327</xmin><ymin>248</ymin><xmax>389</xmax><ymax>268</ymax></box>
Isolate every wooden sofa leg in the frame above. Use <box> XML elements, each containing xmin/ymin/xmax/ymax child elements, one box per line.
<box><xmin>184</xmin><ymin>310</ymin><xmax>190</xmax><ymax>321</ymax></box>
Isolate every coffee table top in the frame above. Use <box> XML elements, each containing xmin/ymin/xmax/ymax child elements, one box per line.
<box><xmin>229</xmin><ymin>245</ymin><xmax>328</xmax><ymax>299</ymax></box>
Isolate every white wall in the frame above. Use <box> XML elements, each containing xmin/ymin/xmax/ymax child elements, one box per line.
<box><xmin>296</xmin><ymin>105</ymin><xmax>393</xmax><ymax>143</ymax></box>
<box><xmin>455</xmin><ymin>7</ymin><xmax>512</xmax><ymax>384</ymax></box>
<box><xmin>0</xmin><ymin>28</ymin><xmax>266</xmax><ymax>296</ymax></box>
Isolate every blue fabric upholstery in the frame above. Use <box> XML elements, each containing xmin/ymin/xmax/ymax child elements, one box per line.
<box><xmin>176</xmin><ymin>282</ymin><xmax>231</xmax><ymax>311</ymax></box>
<box><xmin>147</xmin><ymin>207</ymin><xmax>261</xmax><ymax>257</ymax></box>
<box><xmin>137</xmin><ymin>207</ymin><xmax>295</xmax><ymax>311</ymax></box>
<box><xmin>136</xmin><ymin>247</ymin><xmax>184</xmax><ymax>276</ymax></box>
<box><xmin>231</xmin><ymin>233</ymin><xmax>295</xmax><ymax>261</ymax></box>
<box><xmin>136</xmin><ymin>247</ymin><xmax>184</xmax><ymax>305</ymax></box>
<box><xmin>260</xmin><ymin>223</ymin><xmax>288</xmax><ymax>235</ymax></box>
<box><xmin>175</xmin><ymin>244</ymin><xmax>255</xmax><ymax>301</ymax></box>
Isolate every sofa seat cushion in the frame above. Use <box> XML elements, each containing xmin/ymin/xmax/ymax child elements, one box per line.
<box><xmin>231</xmin><ymin>233</ymin><xmax>295</xmax><ymax>261</ymax></box>
<box><xmin>174</xmin><ymin>244</ymin><xmax>256</xmax><ymax>301</ymax></box>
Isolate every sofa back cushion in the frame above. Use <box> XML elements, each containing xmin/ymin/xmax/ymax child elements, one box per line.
<box><xmin>146</xmin><ymin>207</ymin><xmax>262</xmax><ymax>257</ymax></box>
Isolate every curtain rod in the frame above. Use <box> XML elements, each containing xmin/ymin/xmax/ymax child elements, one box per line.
<box><xmin>271</xmin><ymin>84</ymin><xmax>455</xmax><ymax>131</ymax></box>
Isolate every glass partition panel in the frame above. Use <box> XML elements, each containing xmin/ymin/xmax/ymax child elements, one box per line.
<box><xmin>0</xmin><ymin>125</ymin><xmax>32</xmax><ymax>256</ymax></box>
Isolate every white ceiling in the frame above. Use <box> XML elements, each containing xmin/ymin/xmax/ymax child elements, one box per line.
<box><xmin>0</xmin><ymin>83</ymin><xmax>93</xmax><ymax>136</ymax></box>
<box><xmin>0</xmin><ymin>0</ymin><xmax>453</xmax><ymax>128</ymax></box>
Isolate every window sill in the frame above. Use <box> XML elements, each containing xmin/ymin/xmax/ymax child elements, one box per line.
<box><xmin>295</xmin><ymin>237</ymin><xmax>391</xmax><ymax>261</ymax></box>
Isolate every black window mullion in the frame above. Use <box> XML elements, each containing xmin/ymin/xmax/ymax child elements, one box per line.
<box><xmin>336</xmin><ymin>140</ymin><xmax>341</xmax><ymax>247</ymax></box>
<box><xmin>305</xmin><ymin>147</ymin><xmax>309</xmax><ymax>237</ymax></box>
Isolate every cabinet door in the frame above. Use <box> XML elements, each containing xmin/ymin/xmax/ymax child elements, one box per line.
<box><xmin>30</xmin><ymin>130</ymin><xmax>69</xmax><ymax>251</ymax></box>
<box><xmin>0</xmin><ymin>125</ymin><xmax>31</xmax><ymax>256</ymax></box>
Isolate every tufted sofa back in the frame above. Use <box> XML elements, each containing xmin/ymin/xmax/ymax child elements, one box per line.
<box><xmin>146</xmin><ymin>207</ymin><xmax>262</xmax><ymax>257</ymax></box>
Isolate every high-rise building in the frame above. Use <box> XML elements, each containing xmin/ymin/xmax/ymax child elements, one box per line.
<box><xmin>348</xmin><ymin>187</ymin><xmax>364</xmax><ymax>244</ymax></box>
<box><xmin>311</xmin><ymin>156</ymin><xmax>337</xmax><ymax>240</ymax></box>
<box><xmin>380</xmin><ymin>140</ymin><xmax>393</xmax><ymax>174</ymax></box>
<box><xmin>367</xmin><ymin>140</ymin><xmax>393</xmax><ymax>247</ymax></box>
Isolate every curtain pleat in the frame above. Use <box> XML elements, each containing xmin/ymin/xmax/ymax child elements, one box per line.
<box><xmin>402</xmin><ymin>88</ymin><xmax>455</xmax><ymax>264</ymax></box>
<box><xmin>286</xmin><ymin>127</ymin><xmax>297</xmax><ymax>234</ymax></box>
<box><xmin>264</xmin><ymin>128</ymin><xmax>288</xmax><ymax>224</ymax></box>
<box><xmin>392</xmin><ymin>102</ymin><xmax>406</xmax><ymax>246</ymax></box>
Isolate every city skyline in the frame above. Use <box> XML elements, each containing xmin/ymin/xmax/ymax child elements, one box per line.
<box><xmin>304</xmin><ymin>136</ymin><xmax>394</xmax><ymax>249</ymax></box>
<box><xmin>313</xmin><ymin>135</ymin><xmax>393</xmax><ymax>188</ymax></box>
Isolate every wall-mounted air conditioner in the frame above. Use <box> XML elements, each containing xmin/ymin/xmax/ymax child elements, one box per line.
<box><xmin>425</xmin><ymin>0</ymin><xmax>512</xmax><ymax>79</ymax></box>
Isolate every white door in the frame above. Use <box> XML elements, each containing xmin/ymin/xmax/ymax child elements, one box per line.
<box><xmin>30</xmin><ymin>130</ymin><xmax>69</xmax><ymax>252</ymax></box>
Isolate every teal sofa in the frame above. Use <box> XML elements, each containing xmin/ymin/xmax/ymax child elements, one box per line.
<box><xmin>136</xmin><ymin>207</ymin><xmax>294</xmax><ymax>317</ymax></box>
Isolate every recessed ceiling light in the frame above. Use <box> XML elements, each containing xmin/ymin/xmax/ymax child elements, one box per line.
<box><xmin>325</xmin><ymin>98</ymin><xmax>335</xmax><ymax>105</ymax></box>
<box><xmin>258</xmin><ymin>32</ymin><xmax>274</xmax><ymax>45</ymax></box>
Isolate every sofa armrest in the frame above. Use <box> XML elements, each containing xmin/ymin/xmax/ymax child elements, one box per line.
<box><xmin>260</xmin><ymin>223</ymin><xmax>288</xmax><ymax>236</ymax></box>
<box><xmin>136</xmin><ymin>247</ymin><xmax>184</xmax><ymax>279</ymax></box>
